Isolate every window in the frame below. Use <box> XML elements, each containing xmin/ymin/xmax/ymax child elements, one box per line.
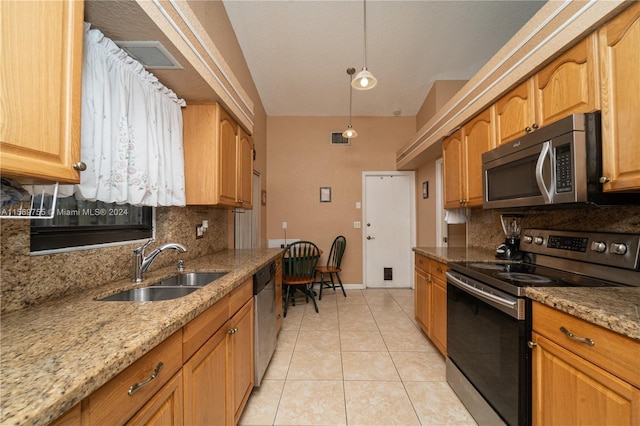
<box><xmin>30</xmin><ymin>195</ymin><xmax>153</xmax><ymax>253</ymax></box>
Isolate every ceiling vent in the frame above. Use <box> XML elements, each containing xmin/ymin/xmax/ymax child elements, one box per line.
<box><xmin>114</xmin><ymin>41</ymin><xmax>183</xmax><ymax>69</ymax></box>
<box><xmin>330</xmin><ymin>132</ymin><xmax>350</xmax><ymax>145</ymax></box>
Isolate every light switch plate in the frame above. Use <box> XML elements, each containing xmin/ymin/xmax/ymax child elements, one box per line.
<box><xmin>354</xmin><ymin>221</ymin><xmax>361</xmax><ymax>228</ymax></box>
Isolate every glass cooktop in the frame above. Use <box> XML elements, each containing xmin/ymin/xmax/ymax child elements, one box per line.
<box><xmin>448</xmin><ymin>261</ymin><xmax>622</xmax><ymax>297</ymax></box>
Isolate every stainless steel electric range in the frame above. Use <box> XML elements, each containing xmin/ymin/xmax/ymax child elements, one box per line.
<box><xmin>445</xmin><ymin>229</ymin><xmax>640</xmax><ymax>426</ymax></box>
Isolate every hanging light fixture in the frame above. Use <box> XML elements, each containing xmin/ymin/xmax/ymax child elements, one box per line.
<box><xmin>343</xmin><ymin>67</ymin><xmax>358</xmax><ymax>139</ymax></box>
<box><xmin>352</xmin><ymin>0</ymin><xmax>377</xmax><ymax>90</ymax></box>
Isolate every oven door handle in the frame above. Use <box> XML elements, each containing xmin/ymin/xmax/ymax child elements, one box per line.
<box><xmin>446</xmin><ymin>272</ymin><xmax>518</xmax><ymax>311</ymax></box>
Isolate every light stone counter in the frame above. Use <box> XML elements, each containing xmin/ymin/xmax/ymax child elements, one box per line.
<box><xmin>0</xmin><ymin>248</ymin><xmax>282</xmax><ymax>426</ymax></box>
<box><xmin>526</xmin><ymin>286</ymin><xmax>640</xmax><ymax>341</ymax></box>
<box><xmin>413</xmin><ymin>246</ymin><xmax>498</xmax><ymax>263</ymax></box>
<box><xmin>413</xmin><ymin>246</ymin><xmax>640</xmax><ymax>341</ymax></box>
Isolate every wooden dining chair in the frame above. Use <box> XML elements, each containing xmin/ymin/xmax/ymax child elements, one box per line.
<box><xmin>282</xmin><ymin>241</ymin><xmax>321</xmax><ymax>317</ymax></box>
<box><xmin>315</xmin><ymin>235</ymin><xmax>346</xmax><ymax>300</ymax></box>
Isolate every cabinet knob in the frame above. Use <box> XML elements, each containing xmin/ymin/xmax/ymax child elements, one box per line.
<box><xmin>73</xmin><ymin>162</ymin><xmax>87</xmax><ymax>171</ymax></box>
<box><xmin>599</xmin><ymin>176</ymin><xmax>610</xmax><ymax>184</ymax></box>
<box><xmin>532</xmin><ymin>123</ymin><xmax>539</xmax><ymax>130</ymax></box>
<box><xmin>527</xmin><ymin>341</ymin><xmax>537</xmax><ymax>349</ymax></box>
<box><xmin>525</xmin><ymin>127</ymin><xmax>532</xmax><ymax>133</ymax></box>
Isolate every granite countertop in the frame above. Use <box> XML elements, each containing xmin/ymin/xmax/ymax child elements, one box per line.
<box><xmin>0</xmin><ymin>248</ymin><xmax>282</xmax><ymax>426</ymax></box>
<box><xmin>413</xmin><ymin>246</ymin><xmax>640</xmax><ymax>341</ymax></box>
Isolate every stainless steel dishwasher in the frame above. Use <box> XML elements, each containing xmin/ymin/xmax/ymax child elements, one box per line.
<box><xmin>253</xmin><ymin>262</ymin><xmax>277</xmax><ymax>386</ymax></box>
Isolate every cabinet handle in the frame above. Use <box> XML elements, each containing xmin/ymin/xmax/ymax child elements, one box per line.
<box><xmin>73</xmin><ymin>162</ymin><xmax>87</xmax><ymax>171</ymax></box>
<box><xmin>599</xmin><ymin>176</ymin><xmax>610</xmax><ymax>184</ymax></box>
<box><xmin>560</xmin><ymin>326</ymin><xmax>595</xmax><ymax>346</ymax></box>
<box><xmin>527</xmin><ymin>341</ymin><xmax>537</xmax><ymax>349</ymax></box>
<box><xmin>228</xmin><ymin>327</ymin><xmax>239</xmax><ymax>335</ymax></box>
<box><xmin>436</xmin><ymin>268</ymin><xmax>444</xmax><ymax>274</ymax></box>
<box><xmin>128</xmin><ymin>362</ymin><xmax>164</xmax><ymax>395</ymax></box>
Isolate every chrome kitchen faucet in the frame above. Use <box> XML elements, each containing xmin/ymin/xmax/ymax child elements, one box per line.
<box><xmin>132</xmin><ymin>238</ymin><xmax>187</xmax><ymax>282</ymax></box>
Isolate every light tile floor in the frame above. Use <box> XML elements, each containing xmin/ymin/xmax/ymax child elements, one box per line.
<box><xmin>239</xmin><ymin>288</ymin><xmax>477</xmax><ymax>426</ymax></box>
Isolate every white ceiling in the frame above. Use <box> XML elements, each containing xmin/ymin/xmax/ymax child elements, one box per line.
<box><xmin>222</xmin><ymin>0</ymin><xmax>546</xmax><ymax>117</ymax></box>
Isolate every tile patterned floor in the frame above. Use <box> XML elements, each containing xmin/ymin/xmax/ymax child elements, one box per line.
<box><xmin>239</xmin><ymin>288</ymin><xmax>477</xmax><ymax>426</ymax></box>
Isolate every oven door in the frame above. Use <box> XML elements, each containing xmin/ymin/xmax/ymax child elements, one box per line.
<box><xmin>446</xmin><ymin>271</ymin><xmax>531</xmax><ymax>426</ymax></box>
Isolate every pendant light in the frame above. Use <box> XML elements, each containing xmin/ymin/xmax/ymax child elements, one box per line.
<box><xmin>352</xmin><ymin>0</ymin><xmax>377</xmax><ymax>90</ymax></box>
<box><xmin>343</xmin><ymin>67</ymin><xmax>358</xmax><ymax>139</ymax></box>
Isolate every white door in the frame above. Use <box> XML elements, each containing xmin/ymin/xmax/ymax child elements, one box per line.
<box><xmin>234</xmin><ymin>172</ymin><xmax>260</xmax><ymax>249</ymax></box>
<box><xmin>363</xmin><ymin>171</ymin><xmax>415</xmax><ymax>288</ymax></box>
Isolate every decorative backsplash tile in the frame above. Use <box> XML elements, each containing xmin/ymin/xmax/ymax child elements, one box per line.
<box><xmin>468</xmin><ymin>206</ymin><xmax>640</xmax><ymax>249</ymax></box>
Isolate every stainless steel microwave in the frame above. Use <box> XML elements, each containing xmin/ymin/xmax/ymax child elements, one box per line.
<box><xmin>482</xmin><ymin>112</ymin><xmax>640</xmax><ymax>209</ymax></box>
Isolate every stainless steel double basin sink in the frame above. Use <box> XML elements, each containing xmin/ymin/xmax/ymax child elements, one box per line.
<box><xmin>98</xmin><ymin>272</ymin><xmax>228</xmax><ymax>302</ymax></box>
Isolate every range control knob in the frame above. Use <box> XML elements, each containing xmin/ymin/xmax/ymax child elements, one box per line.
<box><xmin>534</xmin><ymin>236</ymin><xmax>544</xmax><ymax>245</ymax></box>
<box><xmin>591</xmin><ymin>241</ymin><xmax>607</xmax><ymax>253</ymax></box>
<box><xmin>611</xmin><ymin>243</ymin><xmax>628</xmax><ymax>255</ymax></box>
<box><xmin>523</xmin><ymin>235</ymin><xmax>533</xmax><ymax>244</ymax></box>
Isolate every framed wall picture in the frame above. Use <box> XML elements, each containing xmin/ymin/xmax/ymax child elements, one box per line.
<box><xmin>320</xmin><ymin>187</ymin><xmax>332</xmax><ymax>203</ymax></box>
<box><xmin>422</xmin><ymin>181</ymin><xmax>429</xmax><ymax>199</ymax></box>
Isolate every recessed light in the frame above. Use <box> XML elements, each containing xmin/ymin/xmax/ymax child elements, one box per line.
<box><xmin>114</xmin><ymin>41</ymin><xmax>183</xmax><ymax>69</ymax></box>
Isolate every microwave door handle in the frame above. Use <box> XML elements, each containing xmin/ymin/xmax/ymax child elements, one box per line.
<box><xmin>535</xmin><ymin>141</ymin><xmax>553</xmax><ymax>204</ymax></box>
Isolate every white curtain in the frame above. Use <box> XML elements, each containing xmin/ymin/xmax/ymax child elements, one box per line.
<box><xmin>67</xmin><ymin>23</ymin><xmax>186</xmax><ymax>206</ymax></box>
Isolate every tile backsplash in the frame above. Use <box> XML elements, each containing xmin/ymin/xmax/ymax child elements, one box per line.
<box><xmin>0</xmin><ymin>206</ymin><xmax>229</xmax><ymax>314</ymax></box>
<box><xmin>468</xmin><ymin>205</ymin><xmax>640</xmax><ymax>249</ymax></box>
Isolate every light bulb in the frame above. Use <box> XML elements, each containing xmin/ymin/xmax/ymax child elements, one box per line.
<box><xmin>360</xmin><ymin>77</ymin><xmax>368</xmax><ymax>88</ymax></box>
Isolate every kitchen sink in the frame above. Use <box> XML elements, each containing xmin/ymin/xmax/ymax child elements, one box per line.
<box><xmin>153</xmin><ymin>272</ymin><xmax>227</xmax><ymax>287</ymax></box>
<box><xmin>98</xmin><ymin>272</ymin><xmax>227</xmax><ymax>301</ymax></box>
<box><xmin>99</xmin><ymin>286</ymin><xmax>201</xmax><ymax>301</ymax></box>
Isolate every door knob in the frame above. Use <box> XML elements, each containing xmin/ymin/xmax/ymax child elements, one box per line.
<box><xmin>367</xmin><ymin>236</ymin><xmax>375</xmax><ymax>240</ymax></box>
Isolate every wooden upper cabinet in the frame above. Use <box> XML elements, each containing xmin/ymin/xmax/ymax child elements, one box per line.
<box><xmin>237</xmin><ymin>127</ymin><xmax>254</xmax><ymax>209</ymax></box>
<box><xmin>494</xmin><ymin>80</ymin><xmax>536</xmax><ymax>145</ymax></box>
<box><xmin>495</xmin><ymin>34</ymin><xmax>598</xmax><ymax>147</ymax></box>
<box><xmin>442</xmin><ymin>130</ymin><xmax>465</xmax><ymax>208</ymax></box>
<box><xmin>534</xmin><ymin>34</ymin><xmax>599</xmax><ymax>128</ymax></box>
<box><xmin>442</xmin><ymin>108</ymin><xmax>494</xmax><ymax>209</ymax></box>
<box><xmin>183</xmin><ymin>103</ymin><xmax>254</xmax><ymax>208</ymax></box>
<box><xmin>462</xmin><ymin>108</ymin><xmax>495</xmax><ymax>207</ymax></box>
<box><xmin>218</xmin><ymin>107</ymin><xmax>239</xmax><ymax>207</ymax></box>
<box><xmin>0</xmin><ymin>0</ymin><xmax>83</xmax><ymax>183</ymax></box>
<box><xmin>598</xmin><ymin>2</ymin><xmax>640</xmax><ymax>192</ymax></box>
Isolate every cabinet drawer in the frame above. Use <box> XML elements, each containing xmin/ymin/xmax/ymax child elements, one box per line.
<box><xmin>84</xmin><ymin>331</ymin><xmax>183</xmax><ymax>425</ymax></box>
<box><xmin>415</xmin><ymin>253</ymin><xmax>429</xmax><ymax>274</ymax></box>
<box><xmin>429</xmin><ymin>260</ymin><xmax>447</xmax><ymax>283</ymax></box>
<box><xmin>533</xmin><ymin>302</ymin><xmax>640</xmax><ymax>388</ymax></box>
<box><xmin>230</xmin><ymin>278</ymin><xmax>253</xmax><ymax>315</ymax></box>
<box><xmin>183</xmin><ymin>297</ymin><xmax>229</xmax><ymax>361</ymax></box>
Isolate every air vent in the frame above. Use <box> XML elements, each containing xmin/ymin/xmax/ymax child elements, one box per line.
<box><xmin>114</xmin><ymin>41</ymin><xmax>183</xmax><ymax>69</ymax></box>
<box><xmin>330</xmin><ymin>132</ymin><xmax>350</xmax><ymax>145</ymax></box>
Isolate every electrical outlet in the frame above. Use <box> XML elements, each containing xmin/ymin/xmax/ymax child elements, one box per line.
<box><xmin>356</xmin><ymin>202</ymin><xmax>361</xmax><ymax>209</ymax></box>
<box><xmin>196</xmin><ymin>224</ymin><xmax>204</xmax><ymax>239</ymax></box>
<box><xmin>282</xmin><ymin>221</ymin><xmax>287</xmax><ymax>229</ymax></box>
<box><xmin>354</xmin><ymin>221</ymin><xmax>361</xmax><ymax>228</ymax></box>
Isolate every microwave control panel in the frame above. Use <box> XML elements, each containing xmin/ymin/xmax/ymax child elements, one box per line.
<box><xmin>555</xmin><ymin>144</ymin><xmax>573</xmax><ymax>193</ymax></box>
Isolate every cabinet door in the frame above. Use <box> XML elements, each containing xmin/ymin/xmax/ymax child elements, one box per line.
<box><xmin>0</xmin><ymin>0</ymin><xmax>83</xmax><ymax>183</ymax></box>
<box><xmin>183</xmin><ymin>104</ymin><xmax>218</xmax><ymax>205</ymax></box>
<box><xmin>462</xmin><ymin>108</ymin><xmax>494</xmax><ymax>207</ymax></box>
<box><xmin>442</xmin><ymin>130</ymin><xmax>465</xmax><ymax>208</ymax></box>
<box><xmin>127</xmin><ymin>371</ymin><xmax>183</xmax><ymax>426</ymax></box>
<box><xmin>495</xmin><ymin>79</ymin><xmax>536</xmax><ymax>145</ymax></box>
<box><xmin>183</xmin><ymin>324</ymin><xmax>229</xmax><ymax>426</ymax></box>
<box><xmin>431</xmin><ymin>278</ymin><xmax>447</xmax><ymax>356</ymax></box>
<box><xmin>598</xmin><ymin>2</ymin><xmax>640</xmax><ymax>192</ymax></box>
<box><xmin>229</xmin><ymin>299</ymin><xmax>255</xmax><ymax>424</ymax></box>
<box><xmin>414</xmin><ymin>267</ymin><xmax>431</xmax><ymax>336</ymax></box>
<box><xmin>531</xmin><ymin>332</ymin><xmax>640</xmax><ymax>426</ymax></box>
<box><xmin>534</xmin><ymin>35</ymin><xmax>599</xmax><ymax>127</ymax></box>
<box><xmin>219</xmin><ymin>107</ymin><xmax>239</xmax><ymax>207</ymax></box>
<box><xmin>237</xmin><ymin>128</ymin><xmax>254</xmax><ymax>209</ymax></box>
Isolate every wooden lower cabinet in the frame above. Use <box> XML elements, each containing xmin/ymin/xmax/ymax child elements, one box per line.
<box><xmin>531</xmin><ymin>302</ymin><xmax>640</xmax><ymax>425</ymax></box>
<box><xmin>183</xmin><ymin>321</ymin><xmax>229</xmax><ymax>426</ymax></box>
<box><xmin>413</xmin><ymin>253</ymin><xmax>447</xmax><ymax>356</ymax></box>
<box><xmin>54</xmin><ymin>278</ymin><xmax>257</xmax><ymax>425</ymax></box>
<box><xmin>275</xmin><ymin>256</ymin><xmax>283</xmax><ymax>333</ymax></box>
<box><xmin>127</xmin><ymin>371</ymin><xmax>183</xmax><ymax>426</ymax></box>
